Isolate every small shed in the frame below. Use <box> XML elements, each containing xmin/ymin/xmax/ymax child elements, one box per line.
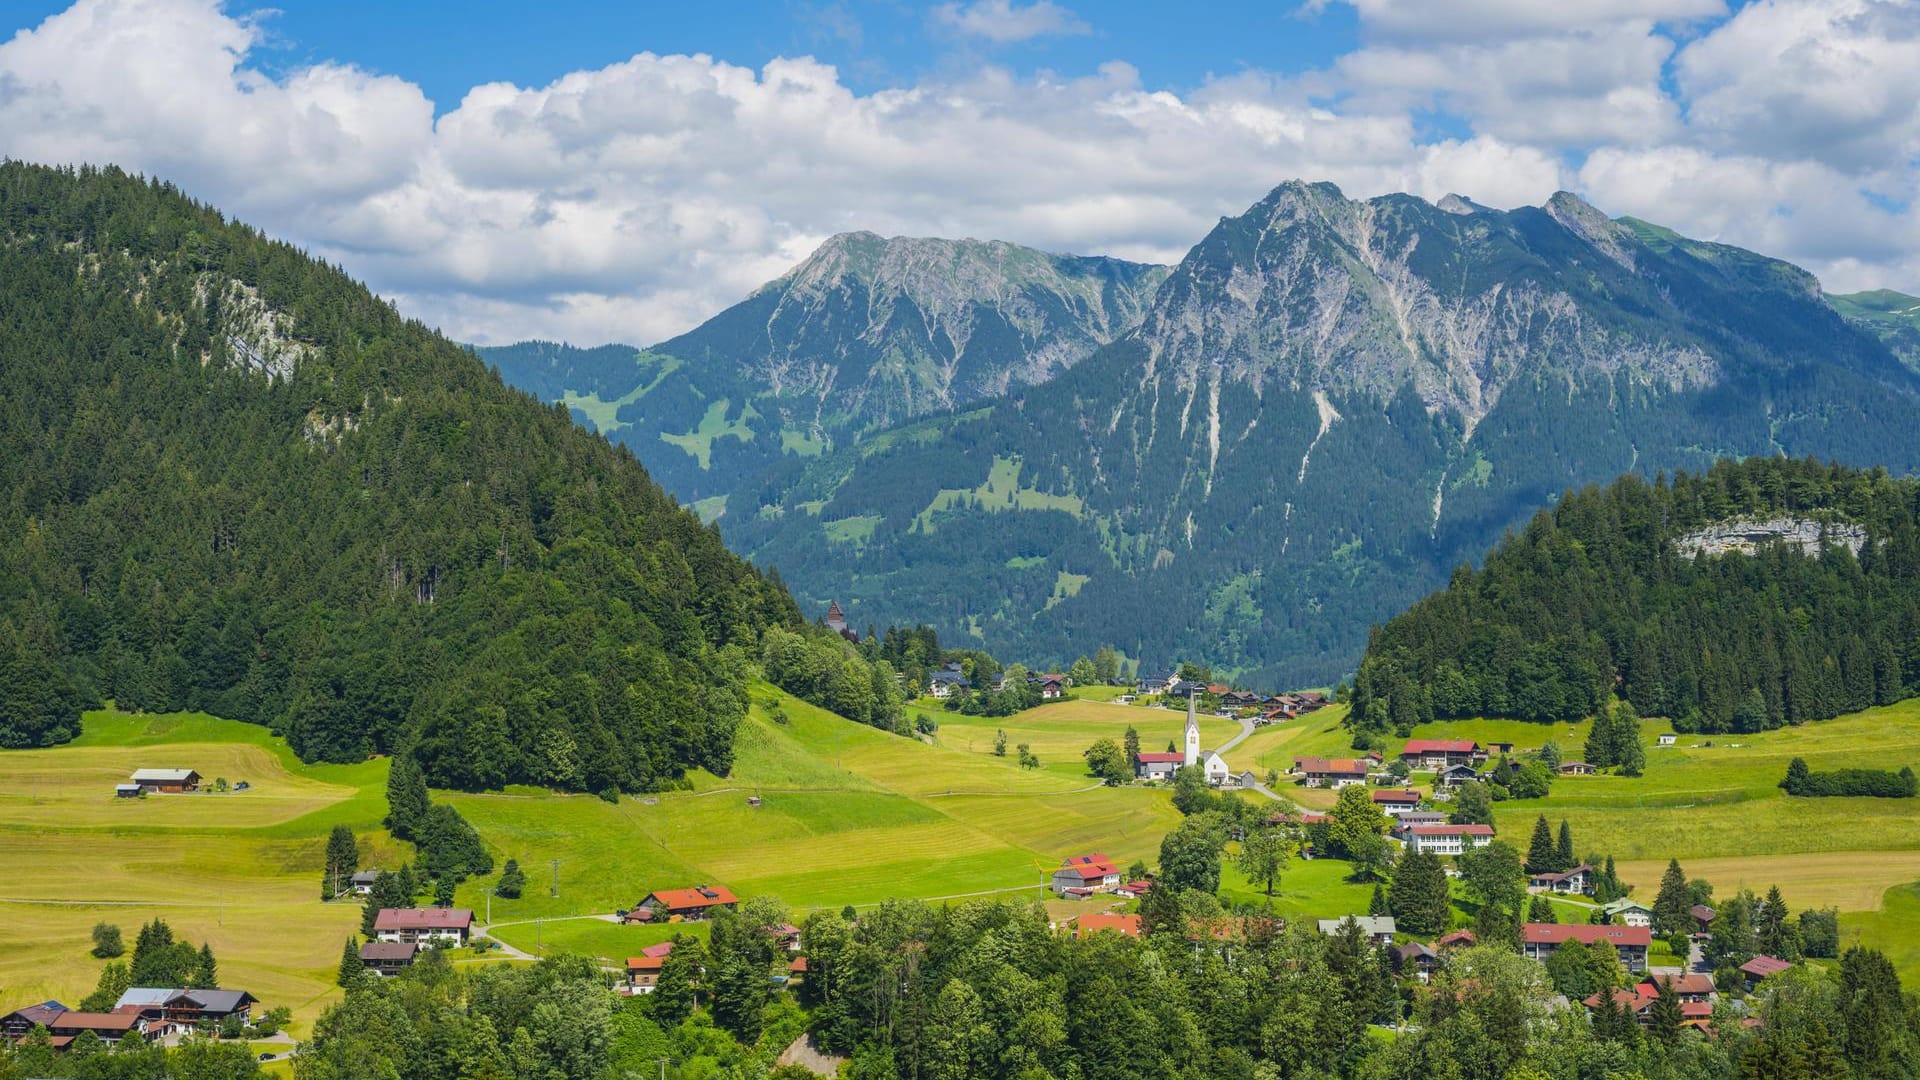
<box><xmin>114</xmin><ymin>784</ymin><xmax>141</xmax><ymax>799</ymax></box>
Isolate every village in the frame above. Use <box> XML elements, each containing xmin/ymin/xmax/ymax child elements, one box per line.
<box><xmin>0</xmin><ymin>661</ymin><xmax>1885</xmax><ymax>1064</ymax></box>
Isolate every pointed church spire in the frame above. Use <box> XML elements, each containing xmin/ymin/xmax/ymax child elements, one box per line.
<box><xmin>1184</xmin><ymin>689</ymin><xmax>1201</xmax><ymax>767</ymax></box>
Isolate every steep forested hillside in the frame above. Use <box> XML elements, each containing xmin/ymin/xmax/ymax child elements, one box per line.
<box><xmin>478</xmin><ymin>233</ymin><xmax>1168</xmax><ymax>504</ymax></box>
<box><xmin>725</xmin><ymin>183</ymin><xmax>1920</xmax><ymax>686</ymax></box>
<box><xmin>1352</xmin><ymin>458</ymin><xmax>1920</xmax><ymax>736</ymax></box>
<box><xmin>0</xmin><ymin>163</ymin><xmax>798</xmax><ymax>792</ymax></box>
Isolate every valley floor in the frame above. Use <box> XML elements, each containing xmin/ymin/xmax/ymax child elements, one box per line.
<box><xmin>5</xmin><ymin>691</ymin><xmax>1919</xmax><ymax>1031</ymax></box>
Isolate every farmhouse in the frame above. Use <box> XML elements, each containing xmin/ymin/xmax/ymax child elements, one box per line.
<box><xmin>1558</xmin><ymin>761</ymin><xmax>1597</xmax><ymax>776</ymax></box>
<box><xmin>1400</xmin><ymin>739</ymin><xmax>1481</xmax><ymax>770</ymax></box>
<box><xmin>359</xmin><ymin>941</ymin><xmax>418</xmax><ymax>977</ymax></box>
<box><xmin>1396</xmin><ymin>942</ymin><xmax>1440</xmax><ymax>981</ymax></box>
<box><xmin>1221</xmin><ymin>690</ymin><xmax>1261</xmax><ymax>709</ymax></box>
<box><xmin>1051</xmin><ymin>854</ymin><xmax>1122</xmax><ymax>898</ymax></box>
<box><xmin>373</xmin><ymin>907</ymin><xmax>473</xmax><ymax>944</ymax></box>
<box><xmin>1522</xmin><ymin>923</ymin><xmax>1651</xmax><ymax>973</ymax></box>
<box><xmin>1134</xmin><ymin>750</ymin><xmax>1183</xmax><ymax>781</ymax></box>
<box><xmin>1657</xmin><ymin>733</ymin><xmax>1678</xmax><ymax>746</ymax></box>
<box><xmin>1293</xmin><ymin>756</ymin><xmax>1370</xmax><ymax>788</ymax></box>
<box><xmin>43</xmin><ymin>1010</ymin><xmax>150</xmax><ymax>1045</ymax></box>
<box><xmin>1528</xmin><ymin>864</ymin><xmax>1593</xmax><ymax>895</ymax></box>
<box><xmin>1317</xmin><ymin>916</ymin><xmax>1397</xmax><ymax>945</ymax></box>
<box><xmin>627</xmin><ymin>886</ymin><xmax>737</xmax><ymax>922</ymax></box>
<box><xmin>1401</xmin><ymin>823</ymin><xmax>1494</xmax><ymax>856</ymax></box>
<box><xmin>1036</xmin><ymin>674</ymin><xmax>1068</xmax><ymax>699</ymax></box>
<box><xmin>1137</xmin><ymin>672</ymin><xmax>1175</xmax><ymax>696</ymax></box>
<box><xmin>928</xmin><ymin>670</ymin><xmax>971</xmax><ymax>699</ymax></box>
<box><xmin>1642</xmin><ymin>972</ymin><xmax>1716</xmax><ymax>1003</ymax></box>
<box><xmin>110</xmin><ymin>987</ymin><xmax>257</xmax><ymax>1034</ymax></box>
<box><xmin>1740</xmin><ymin>955</ymin><xmax>1793</xmax><ymax>990</ymax></box>
<box><xmin>1436</xmin><ymin>929</ymin><xmax>1478</xmax><ymax>949</ymax></box>
<box><xmin>1435</xmin><ymin>764</ymin><xmax>1482</xmax><ymax>788</ymax></box>
<box><xmin>349</xmin><ymin>870</ymin><xmax>381</xmax><ymax>895</ymax></box>
<box><xmin>1073</xmin><ymin>913</ymin><xmax>1142</xmax><ymax>938</ymax></box>
<box><xmin>1691</xmin><ymin>905</ymin><xmax>1717</xmax><ymax>934</ymax></box>
<box><xmin>626</xmin><ymin>942</ymin><xmax>678</xmax><ymax>992</ymax></box>
<box><xmin>129</xmin><ymin>769</ymin><xmax>201</xmax><ymax>794</ymax></box>
<box><xmin>1370</xmin><ymin>789</ymin><xmax>1423</xmax><ymax>816</ymax></box>
<box><xmin>1202</xmin><ymin>751</ymin><xmax>1232</xmax><ymax>786</ymax></box>
<box><xmin>1</xmin><ymin>1001</ymin><xmax>69</xmax><ymax>1040</ymax></box>
<box><xmin>1601</xmin><ymin>898</ymin><xmax>1655</xmax><ymax>927</ymax></box>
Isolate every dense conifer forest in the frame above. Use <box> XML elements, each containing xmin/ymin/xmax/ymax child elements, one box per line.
<box><xmin>1352</xmin><ymin>458</ymin><xmax>1920</xmax><ymax>736</ymax></box>
<box><xmin>0</xmin><ymin>162</ymin><xmax>801</xmax><ymax>792</ymax></box>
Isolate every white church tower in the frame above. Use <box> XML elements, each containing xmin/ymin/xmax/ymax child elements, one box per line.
<box><xmin>1183</xmin><ymin>689</ymin><xmax>1201</xmax><ymax>767</ymax></box>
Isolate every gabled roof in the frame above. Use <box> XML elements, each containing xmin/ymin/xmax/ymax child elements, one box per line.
<box><xmin>115</xmin><ymin>988</ymin><xmax>255</xmax><ymax>1013</ymax></box>
<box><xmin>1317</xmin><ymin>916</ymin><xmax>1396</xmax><ymax>936</ymax></box>
<box><xmin>4</xmin><ymin>1001</ymin><xmax>68</xmax><ymax>1025</ymax></box>
<box><xmin>1531</xmin><ymin>864</ymin><xmax>1593</xmax><ymax>882</ymax></box>
<box><xmin>1690</xmin><ymin>904</ymin><xmax>1716</xmax><ymax>922</ymax></box>
<box><xmin>929</xmin><ymin>670</ymin><xmax>969</xmax><ymax>684</ymax></box>
<box><xmin>1408</xmin><ymin>824</ymin><xmax>1494</xmax><ymax>837</ymax></box>
<box><xmin>359</xmin><ymin>942</ymin><xmax>418</xmax><ymax>961</ymax></box>
<box><xmin>1436</xmin><ymin>929</ymin><xmax>1478</xmax><ymax>948</ymax></box>
<box><xmin>373</xmin><ymin>907</ymin><xmax>474</xmax><ymax>930</ymax></box>
<box><xmin>129</xmin><ymin>769</ymin><xmax>199</xmax><ymax>782</ymax></box>
<box><xmin>627</xmin><ymin>941</ymin><xmax>677</xmax><ymax>970</ymax></box>
<box><xmin>1294</xmin><ymin>756</ymin><xmax>1369</xmax><ymax>775</ymax></box>
<box><xmin>1600</xmin><ymin>897</ymin><xmax>1652</xmax><ymax>914</ymax></box>
<box><xmin>1523</xmin><ymin>923</ymin><xmax>1652</xmax><ymax>947</ymax></box>
<box><xmin>1135</xmin><ymin>751</ymin><xmax>1184</xmax><ymax>764</ymax></box>
<box><xmin>1055</xmin><ymin>854</ymin><xmax>1119</xmax><ymax>881</ymax></box>
<box><xmin>47</xmin><ymin>1011</ymin><xmax>141</xmax><ymax>1032</ymax></box>
<box><xmin>643</xmin><ymin>885</ymin><xmax>737</xmax><ymax>910</ymax></box>
<box><xmin>1401</xmin><ymin>739</ymin><xmax>1478</xmax><ymax>755</ymax></box>
<box><xmin>1740</xmin><ymin>955</ymin><xmax>1792</xmax><ymax>978</ymax></box>
<box><xmin>1371</xmin><ymin>789</ymin><xmax>1421</xmax><ymax>804</ymax></box>
<box><xmin>1643</xmin><ymin>972</ymin><xmax>1716</xmax><ymax>996</ymax></box>
<box><xmin>1075</xmin><ymin>913</ymin><xmax>1142</xmax><ymax>937</ymax></box>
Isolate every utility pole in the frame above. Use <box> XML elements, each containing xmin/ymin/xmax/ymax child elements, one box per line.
<box><xmin>550</xmin><ymin>858</ymin><xmax>560</xmax><ymax>899</ymax></box>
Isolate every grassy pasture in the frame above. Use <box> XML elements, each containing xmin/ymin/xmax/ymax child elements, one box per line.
<box><xmin>0</xmin><ymin>711</ymin><xmax>391</xmax><ymax>1034</ymax></box>
<box><xmin>447</xmin><ymin>686</ymin><xmax>1181</xmax><ymax>925</ymax></box>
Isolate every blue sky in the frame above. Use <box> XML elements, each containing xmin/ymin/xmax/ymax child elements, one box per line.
<box><xmin>12</xmin><ymin>1</ymin><xmax>1362</xmax><ymax>111</ymax></box>
<box><xmin>2</xmin><ymin>0</ymin><xmax>1914</xmax><ymax>346</ymax></box>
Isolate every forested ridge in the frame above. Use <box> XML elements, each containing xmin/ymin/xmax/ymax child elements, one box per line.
<box><xmin>0</xmin><ymin>162</ymin><xmax>800</xmax><ymax>792</ymax></box>
<box><xmin>1352</xmin><ymin>457</ymin><xmax>1920</xmax><ymax>735</ymax></box>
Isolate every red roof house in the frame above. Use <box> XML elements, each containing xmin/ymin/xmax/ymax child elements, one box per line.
<box><xmin>627</xmin><ymin>885</ymin><xmax>738</xmax><ymax>922</ymax></box>
<box><xmin>373</xmin><ymin>908</ymin><xmax>474</xmax><ymax>943</ymax></box>
<box><xmin>1073</xmin><ymin>913</ymin><xmax>1143</xmax><ymax>938</ymax></box>
<box><xmin>1522</xmin><ymin>923</ymin><xmax>1652</xmax><ymax>972</ymax></box>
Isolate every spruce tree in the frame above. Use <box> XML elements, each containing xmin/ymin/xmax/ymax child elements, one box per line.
<box><xmin>337</xmin><ymin>937</ymin><xmax>361</xmax><ymax>988</ymax></box>
<box><xmin>1528</xmin><ymin>895</ymin><xmax>1557</xmax><ymax>923</ymax></box>
<box><xmin>321</xmin><ymin>824</ymin><xmax>358</xmax><ymax>900</ymax></box>
<box><xmin>191</xmin><ymin>943</ymin><xmax>217</xmax><ymax>989</ymax></box>
<box><xmin>1612</xmin><ymin>702</ymin><xmax>1646</xmax><ymax>776</ymax></box>
<box><xmin>1584</xmin><ymin>712</ymin><xmax>1616</xmax><ymax>768</ymax></box>
<box><xmin>1555</xmin><ymin>820</ymin><xmax>1576</xmax><ymax>872</ymax></box>
<box><xmin>1652</xmin><ymin>859</ymin><xmax>1691</xmax><ymax>937</ymax></box>
<box><xmin>1526</xmin><ymin>815</ymin><xmax>1556</xmax><ymax>874</ymax></box>
<box><xmin>384</xmin><ymin>755</ymin><xmax>430</xmax><ymax>841</ymax></box>
<box><xmin>1369</xmin><ymin>883</ymin><xmax>1389</xmax><ymax>917</ymax></box>
<box><xmin>1647</xmin><ymin>977</ymin><xmax>1682</xmax><ymax>1045</ymax></box>
<box><xmin>496</xmin><ymin>859</ymin><xmax>525</xmax><ymax>899</ymax></box>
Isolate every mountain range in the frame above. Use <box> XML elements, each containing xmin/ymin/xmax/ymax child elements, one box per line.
<box><xmin>477</xmin><ymin>233</ymin><xmax>1167</xmax><ymax>508</ymax></box>
<box><xmin>488</xmin><ymin>182</ymin><xmax>1920</xmax><ymax>687</ymax></box>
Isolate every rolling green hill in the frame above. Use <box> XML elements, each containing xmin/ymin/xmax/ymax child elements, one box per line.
<box><xmin>725</xmin><ymin>183</ymin><xmax>1920</xmax><ymax>687</ymax></box>
<box><xmin>0</xmin><ymin>161</ymin><xmax>795</xmax><ymax>790</ymax></box>
<box><xmin>477</xmin><ymin>234</ymin><xmax>1169</xmax><ymax>507</ymax></box>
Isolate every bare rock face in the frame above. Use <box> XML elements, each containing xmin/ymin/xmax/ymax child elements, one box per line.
<box><xmin>1673</xmin><ymin>517</ymin><xmax>1867</xmax><ymax>559</ymax></box>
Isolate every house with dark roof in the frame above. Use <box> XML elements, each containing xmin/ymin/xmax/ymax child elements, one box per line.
<box><xmin>1435</xmin><ymin>764</ymin><xmax>1483</xmax><ymax>788</ymax></box>
<box><xmin>1396</xmin><ymin>942</ymin><xmax>1441</xmax><ymax>982</ymax></box>
<box><xmin>1136</xmin><ymin>672</ymin><xmax>1174</xmax><ymax>695</ymax></box>
<box><xmin>1</xmin><ymin>1000</ymin><xmax>68</xmax><ymax>1040</ymax></box>
<box><xmin>928</xmin><ymin>669</ymin><xmax>971</xmax><ymax>699</ymax></box>
<box><xmin>360</xmin><ymin>941</ymin><xmax>419</xmax><ymax>977</ymax></box>
<box><xmin>113</xmin><ymin>988</ymin><xmax>256</xmax><ymax>1031</ymax></box>
<box><xmin>1690</xmin><ymin>904</ymin><xmax>1717</xmax><ymax>934</ymax></box>
<box><xmin>43</xmin><ymin>1010</ymin><xmax>150</xmax><ymax>1045</ymax></box>
<box><xmin>1522</xmin><ymin>923</ymin><xmax>1651</xmax><ymax>972</ymax></box>
<box><xmin>1051</xmin><ymin>854</ymin><xmax>1122</xmax><ymax>898</ymax></box>
<box><xmin>128</xmin><ymin>768</ymin><xmax>201</xmax><ymax>793</ymax></box>
<box><xmin>373</xmin><ymin>908</ymin><xmax>474</xmax><ymax>944</ymax></box>
<box><xmin>1740</xmin><ymin>955</ymin><xmax>1793</xmax><ymax>990</ymax></box>
<box><xmin>1399</xmin><ymin>739</ymin><xmax>1482</xmax><ymax>770</ymax></box>
<box><xmin>1558</xmin><ymin>761</ymin><xmax>1597</xmax><ymax>776</ymax></box>
<box><xmin>1528</xmin><ymin>864</ymin><xmax>1593</xmax><ymax>895</ymax></box>
<box><xmin>626</xmin><ymin>886</ymin><xmax>737</xmax><ymax>923</ymax></box>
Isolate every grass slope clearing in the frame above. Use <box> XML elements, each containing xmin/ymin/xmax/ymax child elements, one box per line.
<box><xmin>911</xmin><ymin>697</ymin><xmax>1240</xmax><ymax>782</ymax></box>
<box><xmin>448</xmin><ymin>685</ymin><xmax>1185</xmax><ymax>953</ymax></box>
<box><xmin>0</xmin><ymin>711</ymin><xmax>397</xmax><ymax>1035</ymax></box>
